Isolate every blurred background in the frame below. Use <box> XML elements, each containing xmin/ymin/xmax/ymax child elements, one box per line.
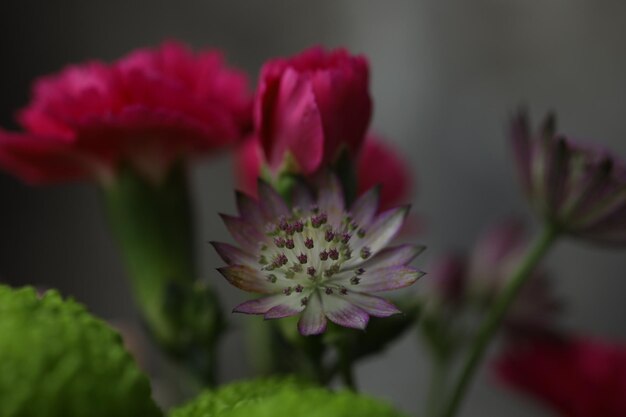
<box><xmin>1</xmin><ymin>1</ymin><xmax>625</xmax><ymax>416</ymax></box>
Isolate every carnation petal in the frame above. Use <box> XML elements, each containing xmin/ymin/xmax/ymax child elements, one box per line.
<box><xmin>298</xmin><ymin>293</ymin><xmax>327</xmax><ymax>335</ymax></box>
<box><xmin>274</xmin><ymin>68</ymin><xmax>324</xmax><ymax>173</ymax></box>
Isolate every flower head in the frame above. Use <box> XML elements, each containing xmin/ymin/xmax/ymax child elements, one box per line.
<box><xmin>495</xmin><ymin>335</ymin><xmax>626</xmax><ymax>417</ymax></box>
<box><xmin>254</xmin><ymin>46</ymin><xmax>372</xmax><ymax>174</ymax></box>
<box><xmin>212</xmin><ymin>175</ymin><xmax>424</xmax><ymax>335</ymax></box>
<box><xmin>511</xmin><ymin>110</ymin><xmax>626</xmax><ymax>245</ymax></box>
<box><xmin>0</xmin><ymin>41</ymin><xmax>251</xmax><ymax>184</ymax></box>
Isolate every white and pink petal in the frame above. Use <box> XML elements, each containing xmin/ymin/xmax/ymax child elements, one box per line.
<box><xmin>210</xmin><ymin>241</ymin><xmax>256</xmax><ymax>267</ymax></box>
<box><xmin>350</xmin><ymin>186</ymin><xmax>379</xmax><ymax>229</ymax></box>
<box><xmin>361</xmin><ymin>243</ymin><xmax>425</xmax><ymax>269</ymax></box>
<box><xmin>340</xmin><ymin>291</ymin><xmax>401</xmax><ymax>317</ymax></box>
<box><xmin>298</xmin><ymin>292</ymin><xmax>327</xmax><ymax>335</ymax></box>
<box><xmin>336</xmin><ymin>265</ymin><xmax>424</xmax><ymax>292</ymax></box>
<box><xmin>218</xmin><ymin>265</ymin><xmax>289</xmax><ymax>294</ymax></box>
<box><xmin>322</xmin><ymin>294</ymin><xmax>369</xmax><ymax>330</ymax></box>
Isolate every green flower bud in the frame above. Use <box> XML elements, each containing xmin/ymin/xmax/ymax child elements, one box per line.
<box><xmin>0</xmin><ymin>285</ymin><xmax>162</xmax><ymax>417</ymax></box>
<box><xmin>170</xmin><ymin>378</ymin><xmax>407</xmax><ymax>417</ymax></box>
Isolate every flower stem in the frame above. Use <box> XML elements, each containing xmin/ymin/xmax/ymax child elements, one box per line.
<box><xmin>426</xmin><ymin>356</ymin><xmax>448</xmax><ymax>417</ymax></box>
<box><xmin>339</xmin><ymin>349</ymin><xmax>358</xmax><ymax>391</ymax></box>
<box><xmin>439</xmin><ymin>224</ymin><xmax>559</xmax><ymax>417</ymax></box>
<box><xmin>103</xmin><ymin>165</ymin><xmax>224</xmax><ymax>387</ymax></box>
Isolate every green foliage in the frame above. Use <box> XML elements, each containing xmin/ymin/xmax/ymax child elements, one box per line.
<box><xmin>0</xmin><ymin>285</ymin><xmax>162</xmax><ymax>417</ymax></box>
<box><xmin>169</xmin><ymin>378</ymin><xmax>408</xmax><ymax>417</ymax></box>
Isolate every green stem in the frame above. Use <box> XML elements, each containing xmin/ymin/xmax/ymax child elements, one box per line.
<box><xmin>102</xmin><ymin>166</ymin><xmax>223</xmax><ymax>387</ymax></box>
<box><xmin>439</xmin><ymin>224</ymin><xmax>559</xmax><ymax>417</ymax></box>
<box><xmin>426</xmin><ymin>356</ymin><xmax>448</xmax><ymax>417</ymax></box>
<box><xmin>338</xmin><ymin>346</ymin><xmax>357</xmax><ymax>391</ymax></box>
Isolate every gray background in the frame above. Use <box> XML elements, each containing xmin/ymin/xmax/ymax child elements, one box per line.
<box><xmin>1</xmin><ymin>1</ymin><xmax>625</xmax><ymax>416</ymax></box>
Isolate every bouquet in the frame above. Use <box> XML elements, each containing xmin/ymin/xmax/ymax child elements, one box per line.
<box><xmin>1</xmin><ymin>41</ymin><xmax>625</xmax><ymax>417</ymax></box>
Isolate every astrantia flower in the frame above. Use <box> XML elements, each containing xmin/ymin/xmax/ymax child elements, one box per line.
<box><xmin>212</xmin><ymin>175</ymin><xmax>424</xmax><ymax>335</ymax></box>
<box><xmin>495</xmin><ymin>336</ymin><xmax>626</xmax><ymax>417</ymax></box>
<box><xmin>234</xmin><ymin>134</ymin><xmax>413</xmax><ymax>212</ymax></box>
<box><xmin>511</xmin><ymin>110</ymin><xmax>626</xmax><ymax>245</ymax></box>
<box><xmin>254</xmin><ymin>46</ymin><xmax>372</xmax><ymax>174</ymax></box>
<box><xmin>429</xmin><ymin>220</ymin><xmax>559</xmax><ymax>335</ymax></box>
<box><xmin>0</xmin><ymin>41</ymin><xmax>251</xmax><ymax>184</ymax></box>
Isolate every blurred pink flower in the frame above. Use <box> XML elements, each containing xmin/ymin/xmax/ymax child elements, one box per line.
<box><xmin>356</xmin><ymin>136</ymin><xmax>413</xmax><ymax>211</ymax></box>
<box><xmin>495</xmin><ymin>335</ymin><xmax>626</xmax><ymax>417</ymax></box>
<box><xmin>0</xmin><ymin>41</ymin><xmax>252</xmax><ymax>184</ymax></box>
<box><xmin>511</xmin><ymin>110</ymin><xmax>626</xmax><ymax>245</ymax></box>
<box><xmin>429</xmin><ymin>219</ymin><xmax>560</xmax><ymax>335</ymax></box>
<box><xmin>235</xmin><ymin>134</ymin><xmax>413</xmax><ymax>212</ymax></box>
<box><xmin>254</xmin><ymin>46</ymin><xmax>372</xmax><ymax>174</ymax></box>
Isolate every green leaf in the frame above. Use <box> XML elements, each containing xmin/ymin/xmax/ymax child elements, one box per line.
<box><xmin>0</xmin><ymin>285</ymin><xmax>162</xmax><ymax>417</ymax></box>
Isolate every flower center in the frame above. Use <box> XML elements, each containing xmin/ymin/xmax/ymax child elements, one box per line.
<box><xmin>257</xmin><ymin>207</ymin><xmax>370</xmax><ymax>294</ymax></box>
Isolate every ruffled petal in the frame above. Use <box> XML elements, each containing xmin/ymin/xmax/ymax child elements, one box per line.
<box><xmin>269</xmin><ymin>68</ymin><xmax>324</xmax><ymax>173</ymax></box>
<box><xmin>322</xmin><ymin>294</ymin><xmax>369</xmax><ymax>330</ymax></box>
<box><xmin>298</xmin><ymin>292</ymin><xmax>327</xmax><ymax>335</ymax></box>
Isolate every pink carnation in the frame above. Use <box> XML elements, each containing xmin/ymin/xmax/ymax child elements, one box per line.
<box><xmin>0</xmin><ymin>41</ymin><xmax>252</xmax><ymax>184</ymax></box>
<box><xmin>495</xmin><ymin>336</ymin><xmax>626</xmax><ymax>417</ymax></box>
<box><xmin>254</xmin><ymin>46</ymin><xmax>372</xmax><ymax>174</ymax></box>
